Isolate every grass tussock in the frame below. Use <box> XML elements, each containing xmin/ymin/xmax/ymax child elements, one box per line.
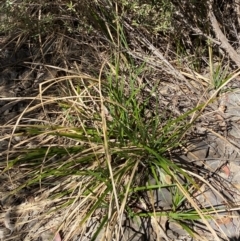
<box><xmin>1</xmin><ymin>1</ymin><xmax>240</xmax><ymax>241</ymax></box>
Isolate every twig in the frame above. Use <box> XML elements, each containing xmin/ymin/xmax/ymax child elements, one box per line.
<box><xmin>209</xmin><ymin>10</ymin><xmax>240</xmax><ymax>68</ymax></box>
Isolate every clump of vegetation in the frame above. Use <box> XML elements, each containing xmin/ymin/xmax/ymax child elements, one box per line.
<box><xmin>1</xmin><ymin>0</ymin><xmax>240</xmax><ymax>241</ymax></box>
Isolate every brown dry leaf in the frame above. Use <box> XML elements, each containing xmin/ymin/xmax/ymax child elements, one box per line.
<box><xmin>221</xmin><ymin>165</ymin><xmax>230</xmax><ymax>178</ymax></box>
<box><xmin>216</xmin><ymin>216</ymin><xmax>232</xmax><ymax>225</ymax></box>
<box><xmin>54</xmin><ymin>232</ymin><xmax>62</xmax><ymax>241</ymax></box>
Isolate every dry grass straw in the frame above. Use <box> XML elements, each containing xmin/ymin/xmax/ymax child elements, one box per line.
<box><xmin>2</xmin><ymin>1</ymin><xmax>240</xmax><ymax>240</ymax></box>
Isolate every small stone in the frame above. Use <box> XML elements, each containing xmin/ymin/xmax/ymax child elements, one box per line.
<box><xmin>13</xmin><ymin>136</ymin><xmax>22</xmax><ymax>142</ymax></box>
